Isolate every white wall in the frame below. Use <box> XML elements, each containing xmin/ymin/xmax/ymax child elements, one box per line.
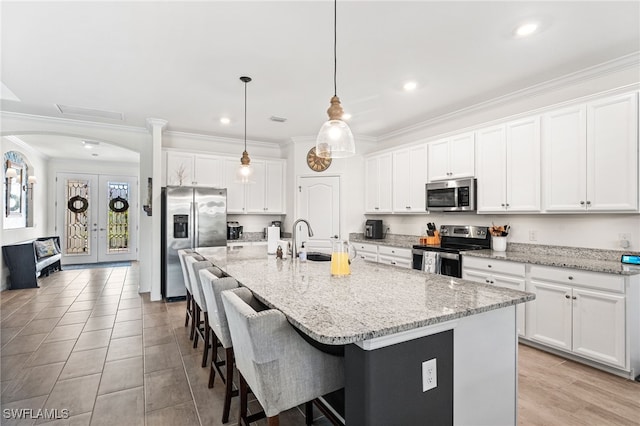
<box><xmin>285</xmin><ymin>136</ymin><xmax>377</xmax><ymax>240</ymax></box>
<box><xmin>0</xmin><ymin>136</ymin><xmax>50</xmax><ymax>290</ymax></box>
<box><xmin>369</xmin><ymin>213</ymin><xmax>640</xmax><ymax>251</ymax></box>
<box><xmin>0</xmin><ymin>112</ymin><xmax>153</xmax><ymax>292</ymax></box>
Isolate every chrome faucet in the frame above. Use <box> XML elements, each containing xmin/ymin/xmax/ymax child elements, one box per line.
<box><xmin>292</xmin><ymin>219</ymin><xmax>314</xmax><ymax>258</ymax></box>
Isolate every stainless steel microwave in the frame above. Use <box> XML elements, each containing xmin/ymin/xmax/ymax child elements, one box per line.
<box><xmin>425</xmin><ymin>178</ymin><xmax>476</xmax><ymax>212</ymax></box>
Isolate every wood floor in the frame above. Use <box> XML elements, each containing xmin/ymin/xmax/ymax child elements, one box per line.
<box><xmin>518</xmin><ymin>344</ymin><xmax>640</xmax><ymax>426</ymax></box>
<box><xmin>1</xmin><ymin>264</ymin><xmax>638</xmax><ymax>425</ymax></box>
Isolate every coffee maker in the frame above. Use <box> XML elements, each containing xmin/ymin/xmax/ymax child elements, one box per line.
<box><xmin>227</xmin><ymin>221</ymin><xmax>243</xmax><ymax>240</ymax></box>
<box><xmin>364</xmin><ymin>219</ymin><xmax>384</xmax><ymax>239</ymax></box>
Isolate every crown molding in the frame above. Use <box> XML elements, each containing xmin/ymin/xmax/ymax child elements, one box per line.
<box><xmin>164</xmin><ymin>129</ymin><xmax>282</xmax><ymax>149</ymax></box>
<box><xmin>0</xmin><ymin>111</ymin><xmax>148</xmax><ymax>136</ymax></box>
<box><xmin>380</xmin><ymin>52</ymin><xmax>640</xmax><ymax>142</ymax></box>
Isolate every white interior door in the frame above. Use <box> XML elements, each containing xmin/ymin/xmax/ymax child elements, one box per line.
<box><xmin>56</xmin><ymin>173</ymin><xmax>138</xmax><ymax>265</ymax></box>
<box><xmin>297</xmin><ymin>176</ymin><xmax>340</xmax><ymax>253</ymax></box>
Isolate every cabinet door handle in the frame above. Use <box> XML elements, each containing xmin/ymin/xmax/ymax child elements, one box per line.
<box><xmin>391</xmin><ymin>261</ymin><xmax>396</xmax><ymax>265</ymax></box>
<box><xmin>572</xmin><ymin>296</ymin><xmax>577</xmax><ymax>300</ymax></box>
<box><xmin>487</xmin><ymin>264</ymin><xmax>492</xmax><ymax>268</ymax></box>
<box><xmin>406</xmin><ymin>206</ymin><xmax>411</xmax><ymax>209</ymax></box>
<box><xmin>565</xmin><ymin>294</ymin><xmax>571</xmax><ymax>299</ymax></box>
<box><xmin>485</xmin><ymin>279</ymin><xmax>491</xmax><ymax>283</ymax></box>
<box><xmin>580</xmin><ymin>201</ymin><xmax>585</xmax><ymax>206</ymax></box>
<box><xmin>586</xmin><ymin>201</ymin><xmax>591</xmax><ymax>206</ymax></box>
<box><xmin>501</xmin><ymin>203</ymin><xmax>505</xmax><ymax>207</ymax></box>
<box><xmin>375</xmin><ymin>207</ymin><xmax>379</xmax><ymax>210</ymax></box>
<box><xmin>568</xmin><ymin>276</ymin><xmax>573</xmax><ymax>280</ymax></box>
<box><xmin>506</xmin><ymin>203</ymin><xmax>510</xmax><ymax>207</ymax></box>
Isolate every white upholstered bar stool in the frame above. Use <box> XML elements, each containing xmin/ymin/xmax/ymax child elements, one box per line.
<box><xmin>178</xmin><ymin>250</ymin><xmax>204</xmax><ymax>335</ymax></box>
<box><xmin>185</xmin><ymin>256</ymin><xmax>213</xmax><ymax>354</ymax></box>
<box><xmin>222</xmin><ymin>287</ymin><xmax>344</xmax><ymax>426</ymax></box>
<box><xmin>199</xmin><ymin>269</ymin><xmax>239</xmax><ymax>423</ymax></box>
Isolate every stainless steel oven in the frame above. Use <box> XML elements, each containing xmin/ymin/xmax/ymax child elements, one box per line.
<box><xmin>412</xmin><ymin>225</ymin><xmax>490</xmax><ymax>278</ymax></box>
<box><xmin>426</xmin><ymin>178</ymin><xmax>476</xmax><ymax>212</ymax></box>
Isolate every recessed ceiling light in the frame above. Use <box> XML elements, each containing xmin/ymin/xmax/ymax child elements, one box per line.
<box><xmin>82</xmin><ymin>140</ymin><xmax>100</xmax><ymax>149</ymax></box>
<box><xmin>220</xmin><ymin>117</ymin><xmax>231</xmax><ymax>125</ymax></box>
<box><xmin>514</xmin><ymin>22</ymin><xmax>539</xmax><ymax>37</ymax></box>
<box><xmin>403</xmin><ymin>81</ymin><xmax>417</xmax><ymax>91</ymax></box>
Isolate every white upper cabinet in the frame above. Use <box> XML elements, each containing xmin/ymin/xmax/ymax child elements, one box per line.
<box><xmin>365</xmin><ymin>153</ymin><xmax>393</xmax><ymax>213</ymax></box>
<box><xmin>476</xmin><ymin>125</ymin><xmax>507</xmax><ymax>212</ymax></box>
<box><xmin>166</xmin><ymin>152</ymin><xmax>194</xmax><ymax>186</ymax></box>
<box><xmin>586</xmin><ymin>93</ymin><xmax>638</xmax><ymax>211</ymax></box>
<box><xmin>223</xmin><ymin>158</ymin><xmax>247</xmax><ymax>213</ymax></box>
<box><xmin>193</xmin><ymin>156</ymin><xmax>224</xmax><ymax>187</ymax></box>
<box><xmin>543</xmin><ymin>93</ymin><xmax>638</xmax><ymax>212</ymax></box>
<box><xmin>427</xmin><ymin>132</ymin><xmax>475</xmax><ymax>182</ymax></box>
<box><xmin>543</xmin><ymin>105</ymin><xmax>590</xmax><ymax>211</ymax></box>
<box><xmin>166</xmin><ymin>152</ymin><xmax>224</xmax><ymax>187</ymax></box>
<box><xmin>476</xmin><ymin>116</ymin><xmax>540</xmax><ymax>213</ymax></box>
<box><xmin>246</xmin><ymin>160</ymin><xmax>285</xmax><ymax>214</ymax></box>
<box><xmin>392</xmin><ymin>144</ymin><xmax>428</xmax><ymax>213</ymax></box>
<box><xmin>507</xmin><ymin>117</ymin><xmax>541</xmax><ymax>212</ymax></box>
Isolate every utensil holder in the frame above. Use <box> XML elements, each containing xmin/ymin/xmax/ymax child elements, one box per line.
<box><xmin>492</xmin><ymin>236</ymin><xmax>507</xmax><ymax>252</ymax></box>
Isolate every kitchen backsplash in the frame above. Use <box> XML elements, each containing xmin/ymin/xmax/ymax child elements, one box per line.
<box><xmin>367</xmin><ymin>213</ymin><xmax>640</xmax><ymax>251</ymax></box>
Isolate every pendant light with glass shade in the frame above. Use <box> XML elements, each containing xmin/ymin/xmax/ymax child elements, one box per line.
<box><xmin>315</xmin><ymin>0</ymin><xmax>355</xmax><ymax>159</ymax></box>
<box><xmin>237</xmin><ymin>76</ymin><xmax>253</xmax><ymax>183</ymax></box>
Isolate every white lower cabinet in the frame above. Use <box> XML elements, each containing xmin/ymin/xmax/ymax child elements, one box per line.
<box><xmin>526</xmin><ymin>265</ymin><xmax>626</xmax><ymax>369</ymax></box>
<box><xmin>462</xmin><ymin>257</ymin><xmax>526</xmax><ymax>337</ymax></box>
<box><xmin>353</xmin><ymin>242</ymin><xmax>378</xmax><ymax>263</ymax></box>
<box><xmin>352</xmin><ymin>243</ymin><xmax>412</xmax><ymax>268</ymax></box>
<box><xmin>377</xmin><ymin>245</ymin><xmax>412</xmax><ymax>269</ymax></box>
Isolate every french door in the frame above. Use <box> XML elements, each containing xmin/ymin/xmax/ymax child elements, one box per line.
<box><xmin>55</xmin><ymin>173</ymin><xmax>138</xmax><ymax>265</ymax></box>
<box><xmin>296</xmin><ymin>176</ymin><xmax>340</xmax><ymax>252</ymax></box>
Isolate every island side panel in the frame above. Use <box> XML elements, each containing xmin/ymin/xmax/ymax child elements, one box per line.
<box><xmin>345</xmin><ymin>330</ymin><xmax>454</xmax><ymax>425</ymax></box>
<box><xmin>453</xmin><ymin>306</ymin><xmax>518</xmax><ymax>426</ymax></box>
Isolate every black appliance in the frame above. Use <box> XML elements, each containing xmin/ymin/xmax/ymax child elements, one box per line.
<box><xmin>364</xmin><ymin>219</ymin><xmax>384</xmax><ymax>239</ymax></box>
<box><xmin>426</xmin><ymin>178</ymin><xmax>476</xmax><ymax>212</ymax></box>
<box><xmin>412</xmin><ymin>225</ymin><xmax>490</xmax><ymax>278</ymax></box>
<box><xmin>227</xmin><ymin>221</ymin><xmax>243</xmax><ymax>240</ymax></box>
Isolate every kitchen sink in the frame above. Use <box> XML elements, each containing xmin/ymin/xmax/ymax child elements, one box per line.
<box><xmin>306</xmin><ymin>252</ymin><xmax>331</xmax><ymax>262</ymax></box>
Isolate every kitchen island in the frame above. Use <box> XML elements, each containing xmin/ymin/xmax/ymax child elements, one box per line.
<box><xmin>197</xmin><ymin>245</ymin><xmax>534</xmax><ymax>425</ymax></box>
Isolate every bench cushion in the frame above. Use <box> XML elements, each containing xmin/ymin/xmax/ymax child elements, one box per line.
<box><xmin>34</xmin><ymin>238</ymin><xmax>60</xmax><ymax>259</ymax></box>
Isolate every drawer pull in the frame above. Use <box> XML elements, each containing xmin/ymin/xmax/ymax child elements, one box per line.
<box><xmin>487</xmin><ymin>264</ymin><xmax>492</xmax><ymax>268</ymax></box>
<box><xmin>565</xmin><ymin>294</ymin><xmax>571</xmax><ymax>299</ymax></box>
<box><xmin>568</xmin><ymin>276</ymin><xmax>573</xmax><ymax>280</ymax></box>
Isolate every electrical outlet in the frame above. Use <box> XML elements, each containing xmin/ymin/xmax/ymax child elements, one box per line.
<box><xmin>529</xmin><ymin>230</ymin><xmax>537</xmax><ymax>241</ymax></box>
<box><xmin>422</xmin><ymin>358</ymin><xmax>437</xmax><ymax>392</ymax></box>
<box><xmin>618</xmin><ymin>233</ymin><xmax>631</xmax><ymax>249</ymax></box>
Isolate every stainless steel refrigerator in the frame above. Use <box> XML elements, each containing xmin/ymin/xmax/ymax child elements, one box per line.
<box><xmin>161</xmin><ymin>186</ymin><xmax>227</xmax><ymax>300</ymax></box>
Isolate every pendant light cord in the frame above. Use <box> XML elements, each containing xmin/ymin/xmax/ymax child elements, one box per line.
<box><xmin>244</xmin><ymin>79</ymin><xmax>247</xmax><ymax>151</ymax></box>
<box><xmin>333</xmin><ymin>0</ymin><xmax>337</xmax><ymax>97</ymax></box>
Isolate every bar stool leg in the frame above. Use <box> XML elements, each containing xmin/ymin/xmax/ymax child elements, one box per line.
<box><xmin>190</xmin><ymin>304</ymin><xmax>198</xmax><ymax>341</ymax></box>
<box><xmin>222</xmin><ymin>347</ymin><xmax>235</xmax><ymax>423</ymax></box>
<box><xmin>202</xmin><ymin>314</ymin><xmax>210</xmax><ymax>367</ymax></box>
<box><xmin>184</xmin><ymin>291</ymin><xmax>191</xmax><ymax>327</ymax></box>
<box><xmin>239</xmin><ymin>373</ymin><xmax>248</xmax><ymax>426</ymax></box>
<box><xmin>193</xmin><ymin>306</ymin><xmax>200</xmax><ymax>348</ymax></box>
<box><xmin>304</xmin><ymin>401</ymin><xmax>313</xmax><ymax>425</ymax></box>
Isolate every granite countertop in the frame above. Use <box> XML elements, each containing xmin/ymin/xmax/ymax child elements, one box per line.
<box><xmin>195</xmin><ymin>245</ymin><xmax>534</xmax><ymax>345</ymax></box>
<box><xmin>462</xmin><ymin>243</ymin><xmax>640</xmax><ymax>276</ymax></box>
<box><xmin>349</xmin><ymin>233</ymin><xmax>418</xmax><ymax>249</ymax></box>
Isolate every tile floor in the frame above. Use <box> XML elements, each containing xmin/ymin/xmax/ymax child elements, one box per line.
<box><xmin>0</xmin><ymin>264</ymin><xmax>326</xmax><ymax>426</ymax></box>
<box><xmin>1</xmin><ymin>263</ymin><xmax>638</xmax><ymax>425</ymax></box>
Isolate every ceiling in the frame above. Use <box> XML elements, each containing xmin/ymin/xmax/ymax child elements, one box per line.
<box><xmin>1</xmin><ymin>1</ymin><xmax>639</xmax><ymax>160</ymax></box>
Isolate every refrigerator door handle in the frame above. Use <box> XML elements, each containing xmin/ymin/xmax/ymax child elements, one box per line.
<box><xmin>192</xmin><ymin>201</ymin><xmax>199</xmax><ymax>248</ymax></box>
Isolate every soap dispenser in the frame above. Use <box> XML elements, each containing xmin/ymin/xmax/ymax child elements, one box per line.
<box><xmin>299</xmin><ymin>242</ymin><xmax>307</xmax><ymax>262</ymax></box>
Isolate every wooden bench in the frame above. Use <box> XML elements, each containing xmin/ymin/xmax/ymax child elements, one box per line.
<box><xmin>2</xmin><ymin>236</ymin><xmax>62</xmax><ymax>289</ymax></box>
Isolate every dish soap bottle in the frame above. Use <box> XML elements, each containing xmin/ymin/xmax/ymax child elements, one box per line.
<box><xmin>299</xmin><ymin>242</ymin><xmax>307</xmax><ymax>262</ymax></box>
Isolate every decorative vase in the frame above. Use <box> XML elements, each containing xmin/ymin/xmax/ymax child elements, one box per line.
<box><xmin>492</xmin><ymin>236</ymin><xmax>507</xmax><ymax>252</ymax></box>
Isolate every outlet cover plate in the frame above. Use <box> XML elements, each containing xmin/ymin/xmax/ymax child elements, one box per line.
<box><xmin>422</xmin><ymin>358</ymin><xmax>437</xmax><ymax>392</ymax></box>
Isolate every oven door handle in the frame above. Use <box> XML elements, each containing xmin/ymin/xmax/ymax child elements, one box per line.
<box><xmin>439</xmin><ymin>252</ymin><xmax>460</xmax><ymax>260</ymax></box>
